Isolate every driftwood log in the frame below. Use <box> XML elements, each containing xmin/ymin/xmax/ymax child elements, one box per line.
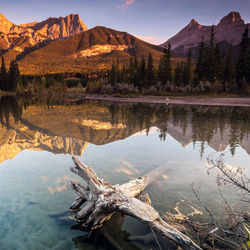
<box><xmin>69</xmin><ymin>156</ymin><xmax>202</xmax><ymax>250</ymax></box>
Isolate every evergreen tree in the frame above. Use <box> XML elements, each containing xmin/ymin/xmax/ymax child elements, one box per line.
<box><xmin>182</xmin><ymin>50</ymin><xmax>192</xmax><ymax>85</ymax></box>
<box><xmin>204</xmin><ymin>26</ymin><xmax>217</xmax><ymax>82</ymax></box>
<box><xmin>115</xmin><ymin>59</ymin><xmax>121</xmax><ymax>83</ymax></box>
<box><xmin>9</xmin><ymin>60</ymin><xmax>16</xmax><ymax>90</ymax></box>
<box><xmin>133</xmin><ymin>57</ymin><xmax>139</xmax><ymax>85</ymax></box>
<box><xmin>133</xmin><ymin>57</ymin><xmax>138</xmax><ymax>70</ymax></box>
<box><xmin>157</xmin><ymin>48</ymin><xmax>165</xmax><ymax>81</ymax></box>
<box><xmin>158</xmin><ymin>44</ymin><xmax>172</xmax><ymax>82</ymax></box>
<box><xmin>194</xmin><ymin>38</ymin><xmax>205</xmax><ymax>82</ymax></box>
<box><xmin>9</xmin><ymin>60</ymin><xmax>20</xmax><ymax>91</ymax></box>
<box><xmin>146</xmin><ymin>53</ymin><xmax>154</xmax><ymax>87</ymax></box>
<box><xmin>209</xmin><ymin>26</ymin><xmax>215</xmax><ymax>49</ymax></box>
<box><xmin>224</xmin><ymin>47</ymin><xmax>235</xmax><ymax>84</ymax></box>
<box><xmin>121</xmin><ymin>62</ymin><xmax>127</xmax><ymax>83</ymax></box>
<box><xmin>236</xmin><ymin>26</ymin><xmax>250</xmax><ymax>88</ymax></box>
<box><xmin>138</xmin><ymin>56</ymin><xmax>146</xmax><ymax>88</ymax></box>
<box><xmin>128</xmin><ymin>57</ymin><xmax>134</xmax><ymax>84</ymax></box>
<box><xmin>174</xmin><ymin>63</ymin><xmax>184</xmax><ymax>86</ymax></box>
<box><xmin>109</xmin><ymin>61</ymin><xmax>117</xmax><ymax>85</ymax></box>
<box><xmin>214</xmin><ymin>43</ymin><xmax>224</xmax><ymax>81</ymax></box>
<box><xmin>0</xmin><ymin>57</ymin><xmax>9</xmax><ymax>91</ymax></box>
<box><xmin>166</xmin><ymin>44</ymin><xmax>172</xmax><ymax>81</ymax></box>
<box><xmin>214</xmin><ymin>43</ymin><xmax>223</xmax><ymax>81</ymax></box>
<box><xmin>15</xmin><ymin>62</ymin><xmax>23</xmax><ymax>91</ymax></box>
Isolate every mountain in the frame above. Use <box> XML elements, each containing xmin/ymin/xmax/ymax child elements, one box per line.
<box><xmin>15</xmin><ymin>26</ymin><xmax>163</xmax><ymax>74</ymax></box>
<box><xmin>19</xmin><ymin>14</ymin><xmax>87</xmax><ymax>39</ymax></box>
<box><xmin>0</xmin><ymin>13</ymin><xmax>163</xmax><ymax>74</ymax></box>
<box><xmin>0</xmin><ymin>14</ymin><xmax>14</xmax><ymax>33</ymax></box>
<box><xmin>161</xmin><ymin>12</ymin><xmax>249</xmax><ymax>57</ymax></box>
<box><xmin>0</xmin><ymin>13</ymin><xmax>88</xmax><ymax>62</ymax></box>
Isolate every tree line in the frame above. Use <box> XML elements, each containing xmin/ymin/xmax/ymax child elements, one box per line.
<box><xmin>0</xmin><ymin>26</ymin><xmax>249</xmax><ymax>96</ymax></box>
<box><xmin>0</xmin><ymin>58</ymin><xmax>25</xmax><ymax>94</ymax></box>
<box><xmin>95</xmin><ymin>26</ymin><xmax>249</xmax><ymax>95</ymax></box>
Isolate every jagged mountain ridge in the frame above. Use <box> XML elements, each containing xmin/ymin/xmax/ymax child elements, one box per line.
<box><xmin>0</xmin><ymin>13</ymin><xmax>88</xmax><ymax>60</ymax></box>
<box><xmin>19</xmin><ymin>26</ymin><xmax>162</xmax><ymax>59</ymax></box>
<box><xmin>15</xmin><ymin>26</ymin><xmax>163</xmax><ymax>74</ymax></box>
<box><xmin>161</xmin><ymin>11</ymin><xmax>249</xmax><ymax>57</ymax></box>
<box><xmin>0</xmin><ymin>11</ymin><xmax>248</xmax><ymax>72</ymax></box>
<box><xmin>0</xmin><ymin>13</ymin><xmax>161</xmax><ymax>63</ymax></box>
<box><xmin>0</xmin><ymin>13</ymin><xmax>163</xmax><ymax>73</ymax></box>
<box><xmin>19</xmin><ymin>14</ymin><xmax>87</xmax><ymax>39</ymax></box>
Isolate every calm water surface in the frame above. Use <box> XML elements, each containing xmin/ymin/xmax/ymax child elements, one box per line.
<box><xmin>0</xmin><ymin>96</ymin><xmax>249</xmax><ymax>250</ymax></box>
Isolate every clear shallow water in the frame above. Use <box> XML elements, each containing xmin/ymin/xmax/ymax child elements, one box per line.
<box><xmin>0</xmin><ymin>96</ymin><xmax>249</xmax><ymax>249</ymax></box>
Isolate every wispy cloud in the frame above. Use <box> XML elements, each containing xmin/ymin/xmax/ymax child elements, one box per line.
<box><xmin>135</xmin><ymin>35</ymin><xmax>165</xmax><ymax>45</ymax></box>
<box><xmin>119</xmin><ymin>0</ymin><xmax>135</xmax><ymax>9</ymax></box>
<box><xmin>113</xmin><ymin>160</ymin><xmax>140</xmax><ymax>175</ymax></box>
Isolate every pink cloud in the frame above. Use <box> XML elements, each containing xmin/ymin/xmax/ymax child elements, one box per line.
<box><xmin>119</xmin><ymin>0</ymin><xmax>135</xmax><ymax>9</ymax></box>
<box><xmin>135</xmin><ymin>35</ymin><xmax>165</xmax><ymax>45</ymax></box>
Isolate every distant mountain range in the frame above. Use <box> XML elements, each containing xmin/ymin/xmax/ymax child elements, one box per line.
<box><xmin>161</xmin><ymin>12</ymin><xmax>249</xmax><ymax>57</ymax></box>
<box><xmin>0</xmin><ymin>13</ymin><xmax>163</xmax><ymax>73</ymax></box>
<box><xmin>0</xmin><ymin>11</ymin><xmax>248</xmax><ymax>73</ymax></box>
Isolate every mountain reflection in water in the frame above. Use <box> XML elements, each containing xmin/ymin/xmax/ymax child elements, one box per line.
<box><xmin>0</xmin><ymin>95</ymin><xmax>249</xmax><ymax>164</ymax></box>
<box><xmin>0</xmin><ymin>95</ymin><xmax>250</xmax><ymax>250</ymax></box>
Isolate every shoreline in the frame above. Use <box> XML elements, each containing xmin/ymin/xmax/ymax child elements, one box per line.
<box><xmin>82</xmin><ymin>94</ymin><xmax>250</xmax><ymax>107</ymax></box>
<box><xmin>2</xmin><ymin>93</ymin><xmax>250</xmax><ymax>107</ymax></box>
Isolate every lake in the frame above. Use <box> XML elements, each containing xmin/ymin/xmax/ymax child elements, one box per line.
<box><xmin>0</xmin><ymin>96</ymin><xmax>249</xmax><ymax>250</ymax></box>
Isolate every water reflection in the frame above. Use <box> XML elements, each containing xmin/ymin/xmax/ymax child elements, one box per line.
<box><xmin>0</xmin><ymin>96</ymin><xmax>249</xmax><ymax>164</ymax></box>
<box><xmin>0</xmin><ymin>96</ymin><xmax>249</xmax><ymax>250</ymax></box>
<box><xmin>71</xmin><ymin>213</ymin><xmax>173</xmax><ymax>250</ymax></box>
<box><xmin>0</xmin><ymin>96</ymin><xmax>23</xmax><ymax>128</ymax></box>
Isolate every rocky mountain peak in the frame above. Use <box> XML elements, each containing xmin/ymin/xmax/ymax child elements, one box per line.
<box><xmin>28</xmin><ymin>13</ymin><xmax>88</xmax><ymax>39</ymax></box>
<box><xmin>189</xmin><ymin>18</ymin><xmax>198</xmax><ymax>25</ymax></box>
<box><xmin>0</xmin><ymin>13</ymin><xmax>88</xmax><ymax>60</ymax></box>
<box><xmin>186</xmin><ymin>18</ymin><xmax>201</xmax><ymax>30</ymax></box>
<box><xmin>161</xmin><ymin>11</ymin><xmax>248</xmax><ymax>56</ymax></box>
<box><xmin>219</xmin><ymin>11</ymin><xmax>244</xmax><ymax>25</ymax></box>
<box><xmin>0</xmin><ymin>13</ymin><xmax>14</xmax><ymax>33</ymax></box>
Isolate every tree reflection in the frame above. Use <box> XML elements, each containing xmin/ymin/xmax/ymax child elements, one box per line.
<box><xmin>106</xmin><ymin>102</ymin><xmax>250</xmax><ymax>156</ymax></box>
<box><xmin>0</xmin><ymin>96</ymin><xmax>23</xmax><ymax>128</ymax></box>
<box><xmin>71</xmin><ymin>213</ymin><xmax>173</xmax><ymax>250</ymax></box>
<box><xmin>1</xmin><ymin>96</ymin><xmax>249</xmax><ymax>156</ymax></box>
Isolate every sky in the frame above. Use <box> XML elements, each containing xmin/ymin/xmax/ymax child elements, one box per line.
<box><xmin>1</xmin><ymin>0</ymin><xmax>250</xmax><ymax>44</ymax></box>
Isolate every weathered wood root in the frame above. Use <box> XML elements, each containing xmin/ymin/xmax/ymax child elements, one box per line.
<box><xmin>69</xmin><ymin>156</ymin><xmax>202</xmax><ymax>250</ymax></box>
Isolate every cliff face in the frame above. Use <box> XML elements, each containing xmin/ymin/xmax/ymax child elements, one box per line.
<box><xmin>161</xmin><ymin>12</ymin><xmax>249</xmax><ymax>56</ymax></box>
<box><xmin>0</xmin><ymin>13</ymin><xmax>88</xmax><ymax>55</ymax></box>
<box><xmin>0</xmin><ymin>14</ymin><xmax>14</xmax><ymax>34</ymax></box>
<box><xmin>19</xmin><ymin>14</ymin><xmax>88</xmax><ymax>39</ymax></box>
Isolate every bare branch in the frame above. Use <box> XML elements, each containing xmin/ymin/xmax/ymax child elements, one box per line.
<box><xmin>207</xmin><ymin>153</ymin><xmax>250</xmax><ymax>194</ymax></box>
<box><xmin>190</xmin><ymin>183</ymin><xmax>215</xmax><ymax>225</ymax></box>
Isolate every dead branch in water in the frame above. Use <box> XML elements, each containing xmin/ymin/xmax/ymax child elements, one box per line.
<box><xmin>187</xmin><ymin>153</ymin><xmax>250</xmax><ymax>249</ymax></box>
<box><xmin>69</xmin><ymin>156</ymin><xmax>202</xmax><ymax>250</ymax></box>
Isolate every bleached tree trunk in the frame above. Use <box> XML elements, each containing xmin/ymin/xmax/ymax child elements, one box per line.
<box><xmin>69</xmin><ymin>156</ymin><xmax>202</xmax><ymax>250</ymax></box>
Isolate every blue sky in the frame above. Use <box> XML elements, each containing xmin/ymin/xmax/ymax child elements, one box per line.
<box><xmin>1</xmin><ymin>0</ymin><xmax>250</xmax><ymax>44</ymax></box>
